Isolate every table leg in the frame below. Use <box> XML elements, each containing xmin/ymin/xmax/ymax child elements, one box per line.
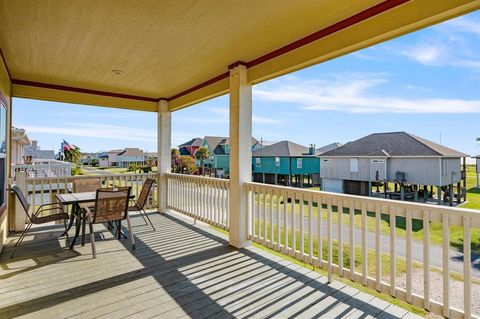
<box><xmin>61</xmin><ymin>207</ymin><xmax>75</xmax><ymax>237</ymax></box>
<box><xmin>81</xmin><ymin>209</ymin><xmax>86</xmax><ymax>246</ymax></box>
<box><xmin>70</xmin><ymin>215</ymin><xmax>81</xmax><ymax>249</ymax></box>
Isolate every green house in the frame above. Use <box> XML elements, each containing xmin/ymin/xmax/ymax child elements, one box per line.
<box><xmin>252</xmin><ymin>140</ymin><xmax>320</xmax><ymax>186</ymax></box>
<box><xmin>200</xmin><ymin>136</ymin><xmax>258</xmax><ymax>178</ymax></box>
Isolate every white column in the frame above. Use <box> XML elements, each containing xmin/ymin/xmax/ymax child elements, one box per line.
<box><xmin>157</xmin><ymin>99</ymin><xmax>171</xmax><ymax>213</ymax></box>
<box><xmin>229</xmin><ymin>64</ymin><xmax>252</xmax><ymax>248</ymax></box>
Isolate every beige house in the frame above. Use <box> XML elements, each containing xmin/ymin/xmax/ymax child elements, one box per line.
<box><xmin>10</xmin><ymin>127</ymin><xmax>30</xmax><ymax>165</ymax></box>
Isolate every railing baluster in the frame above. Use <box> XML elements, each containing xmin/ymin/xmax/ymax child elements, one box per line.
<box><xmin>338</xmin><ymin>199</ymin><xmax>343</xmax><ymax>276</ymax></box>
<box><xmin>308</xmin><ymin>195</ymin><xmax>313</xmax><ymax>263</ymax></box>
<box><xmin>276</xmin><ymin>191</ymin><xmax>281</xmax><ymax>249</ymax></box>
<box><xmin>318</xmin><ymin>197</ymin><xmax>323</xmax><ymax>267</ymax></box>
<box><xmin>291</xmin><ymin>192</ymin><xmax>296</xmax><ymax>255</ymax></box>
<box><xmin>406</xmin><ymin>209</ymin><xmax>413</xmax><ymax>303</ymax></box>
<box><xmin>375</xmin><ymin>204</ymin><xmax>381</xmax><ymax>291</ymax></box>
<box><xmin>263</xmin><ymin>190</ymin><xmax>267</xmax><ymax>244</ymax></box>
<box><xmin>350</xmin><ymin>201</ymin><xmax>355</xmax><ymax>281</ymax></box>
<box><xmin>443</xmin><ymin>213</ymin><xmax>450</xmax><ymax>317</ymax></box>
<box><xmin>390</xmin><ymin>206</ymin><xmax>396</xmax><ymax>297</ymax></box>
<box><xmin>361</xmin><ymin>201</ymin><xmax>367</xmax><ymax>286</ymax></box>
<box><xmin>423</xmin><ymin>210</ymin><xmax>430</xmax><ymax>310</ymax></box>
<box><xmin>284</xmin><ymin>191</ymin><xmax>288</xmax><ymax>252</ymax></box>
<box><xmin>270</xmin><ymin>190</ymin><xmax>274</xmax><ymax>247</ymax></box>
<box><xmin>327</xmin><ymin>198</ymin><xmax>333</xmax><ymax>283</ymax></box>
<box><xmin>300</xmin><ymin>193</ymin><xmax>304</xmax><ymax>258</ymax></box>
<box><xmin>464</xmin><ymin>216</ymin><xmax>471</xmax><ymax>319</ymax></box>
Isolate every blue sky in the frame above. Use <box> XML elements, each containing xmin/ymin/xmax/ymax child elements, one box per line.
<box><xmin>13</xmin><ymin>11</ymin><xmax>480</xmax><ymax>157</ymax></box>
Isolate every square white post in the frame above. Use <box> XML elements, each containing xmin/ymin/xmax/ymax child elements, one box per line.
<box><xmin>229</xmin><ymin>64</ymin><xmax>252</xmax><ymax>248</ymax></box>
<box><xmin>157</xmin><ymin>99</ymin><xmax>171</xmax><ymax>213</ymax></box>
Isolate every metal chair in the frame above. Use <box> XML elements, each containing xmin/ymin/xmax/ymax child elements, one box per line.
<box><xmin>9</xmin><ymin>185</ymin><xmax>69</xmax><ymax>258</ymax></box>
<box><xmin>84</xmin><ymin>187</ymin><xmax>134</xmax><ymax>258</ymax></box>
<box><xmin>129</xmin><ymin>178</ymin><xmax>156</xmax><ymax>231</ymax></box>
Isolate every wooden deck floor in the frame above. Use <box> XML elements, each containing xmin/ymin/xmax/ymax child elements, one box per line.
<box><xmin>0</xmin><ymin>211</ymin><xmax>424</xmax><ymax>319</ymax></box>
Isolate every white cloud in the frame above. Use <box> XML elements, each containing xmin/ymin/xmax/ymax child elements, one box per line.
<box><xmin>254</xmin><ymin>73</ymin><xmax>480</xmax><ymax>114</ymax></box>
<box><xmin>22</xmin><ymin>123</ymin><xmax>157</xmax><ymax>143</ymax></box>
<box><xmin>399</xmin><ymin>41</ymin><xmax>444</xmax><ymax>65</ymax></box>
<box><xmin>176</xmin><ymin>106</ymin><xmax>283</xmax><ymax>125</ymax></box>
<box><xmin>443</xmin><ymin>17</ymin><xmax>480</xmax><ymax>37</ymax></box>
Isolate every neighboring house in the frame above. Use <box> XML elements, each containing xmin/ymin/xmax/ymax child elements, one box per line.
<box><xmin>11</xmin><ymin>127</ymin><xmax>30</xmax><ymax>165</ymax></box>
<box><xmin>96</xmin><ymin>151</ymin><xmax>109</xmax><ymax>167</ymax></box>
<box><xmin>145</xmin><ymin>152</ymin><xmax>157</xmax><ymax>166</ymax></box>
<box><xmin>252</xmin><ymin>140</ymin><xmax>320</xmax><ymax>186</ymax></box>
<box><xmin>24</xmin><ymin>140</ymin><xmax>55</xmax><ymax>160</ymax></box>
<box><xmin>105</xmin><ymin>149</ymin><xmax>122</xmax><ymax>167</ymax></box>
<box><xmin>319</xmin><ymin>132</ymin><xmax>468</xmax><ymax>205</ymax></box>
<box><xmin>201</xmin><ymin>136</ymin><xmax>258</xmax><ymax>178</ymax></box>
<box><xmin>178</xmin><ymin>138</ymin><xmax>203</xmax><ymax>157</ymax></box>
<box><xmin>115</xmin><ymin>148</ymin><xmax>146</xmax><ymax>168</ymax></box>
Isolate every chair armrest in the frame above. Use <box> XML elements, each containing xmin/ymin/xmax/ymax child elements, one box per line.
<box><xmin>34</xmin><ymin>202</ymin><xmax>65</xmax><ymax>217</ymax></box>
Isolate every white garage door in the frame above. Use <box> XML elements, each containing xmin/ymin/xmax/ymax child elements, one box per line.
<box><xmin>322</xmin><ymin>179</ymin><xmax>343</xmax><ymax>193</ymax></box>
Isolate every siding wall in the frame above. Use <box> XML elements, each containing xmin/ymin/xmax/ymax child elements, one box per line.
<box><xmin>252</xmin><ymin>157</ymin><xmax>290</xmax><ymax>175</ymax></box>
<box><xmin>290</xmin><ymin>157</ymin><xmax>320</xmax><ymax>175</ymax></box>
<box><xmin>321</xmin><ymin>157</ymin><xmax>462</xmax><ymax>186</ymax></box>
<box><xmin>0</xmin><ymin>53</ymin><xmax>11</xmax><ymax>253</ymax></box>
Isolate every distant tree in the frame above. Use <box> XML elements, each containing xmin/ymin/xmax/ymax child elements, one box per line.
<box><xmin>195</xmin><ymin>146</ymin><xmax>210</xmax><ymax>176</ymax></box>
<box><xmin>90</xmin><ymin>158</ymin><xmax>99</xmax><ymax>167</ymax></box>
<box><xmin>64</xmin><ymin>145</ymin><xmax>82</xmax><ymax>164</ymax></box>
<box><xmin>178</xmin><ymin>156</ymin><xmax>197</xmax><ymax>174</ymax></box>
<box><xmin>171</xmin><ymin>148</ymin><xmax>180</xmax><ymax>173</ymax></box>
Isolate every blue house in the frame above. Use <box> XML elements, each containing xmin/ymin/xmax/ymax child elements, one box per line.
<box><xmin>252</xmin><ymin>141</ymin><xmax>321</xmax><ymax>186</ymax></box>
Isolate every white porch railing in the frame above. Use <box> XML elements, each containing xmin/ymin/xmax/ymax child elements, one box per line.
<box><xmin>166</xmin><ymin>173</ymin><xmax>229</xmax><ymax>230</ymax></box>
<box><xmin>20</xmin><ymin>173</ymin><xmax>158</xmax><ymax>215</ymax></box>
<box><xmin>13</xmin><ymin>162</ymin><xmax>72</xmax><ymax>178</ymax></box>
<box><xmin>245</xmin><ymin>182</ymin><xmax>479</xmax><ymax>319</ymax></box>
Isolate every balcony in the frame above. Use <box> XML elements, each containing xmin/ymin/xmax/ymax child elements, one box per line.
<box><xmin>1</xmin><ymin>204</ymin><xmax>424</xmax><ymax>319</ymax></box>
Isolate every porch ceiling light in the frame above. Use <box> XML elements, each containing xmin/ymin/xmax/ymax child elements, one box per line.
<box><xmin>111</xmin><ymin>69</ymin><xmax>124</xmax><ymax>75</ymax></box>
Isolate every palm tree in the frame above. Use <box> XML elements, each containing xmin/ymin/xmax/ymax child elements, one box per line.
<box><xmin>64</xmin><ymin>145</ymin><xmax>81</xmax><ymax>164</ymax></box>
<box><xmin>195</xmin><ymin>147</ymin><xmax>210</xmax><ymax>176</ymax></box>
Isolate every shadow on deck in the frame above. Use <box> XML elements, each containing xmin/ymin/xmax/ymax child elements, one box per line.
<box><xmin>0</xmin><ymin>211</ymin><xmax>422</xmax><ymax>318</ymax></box>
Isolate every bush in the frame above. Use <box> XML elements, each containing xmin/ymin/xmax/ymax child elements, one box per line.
<box><xmin>128</xmin><ymin>163</ymin><xmax>139</xmax><ymax>172</ymax></box>
<box><xmin>71</xmin><ymin>166</ymin><xmax>82</xmax><ymax>176</ymax></box>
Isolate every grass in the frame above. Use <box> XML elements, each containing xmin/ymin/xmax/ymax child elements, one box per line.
<box><xmin>254</xmin><ymin>167</ymin><xmax>480</xmax><ymax>255</ymax></box>
<box><xmin>210</xmin><ymin>225</ymin><xmax>427</xmax><ymax>316</ymax></box>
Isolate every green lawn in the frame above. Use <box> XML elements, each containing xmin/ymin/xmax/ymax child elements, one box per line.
<box><xmin>254</xmin><ymin>166</ymin><xmax>480</xmax><ymax>254</ymax></box>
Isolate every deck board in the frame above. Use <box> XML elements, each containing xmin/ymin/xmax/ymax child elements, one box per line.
<box><xmin>0</xmin><ymin>211</ymin><xmax>423</xmax><ymax>319</ymax></box>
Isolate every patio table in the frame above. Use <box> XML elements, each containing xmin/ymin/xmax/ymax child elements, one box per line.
<box><xmin>56</xmin><ymin>191</ymin><xmax>134</xmax><ymax>249</ymax></box>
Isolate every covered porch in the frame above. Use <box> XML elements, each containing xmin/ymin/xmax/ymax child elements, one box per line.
<box><xmin>1</xmin><ymin>1</ymin><xmax>480</xmax><ymax>318</ymax></box>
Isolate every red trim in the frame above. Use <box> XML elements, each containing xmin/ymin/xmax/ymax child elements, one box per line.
<box><xmin>0</xmin><ymin>47</ymin><xmax>12</xmax><ymax>80</ymax></box>
<box><xmin>168</xmin><ymin>0</ymin><xmax>409</xmax><ymax>101</ymax></box>
<box><xmin>166</xmin><ymin>71</ymin><xmax>229</xmax><ymax>102</ymax></box>
<box><xmin>12</xmin><ymin>79</ymin><xmax>158</xmax><ymax>103</ymax></box>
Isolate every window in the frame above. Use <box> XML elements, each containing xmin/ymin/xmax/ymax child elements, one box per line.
<box><xmin>255</xmin><ymin>158</ymin><xmax>261</xmax><ymax>168</ymax></box>
<box><xmin>322</xmin><ymin>159</ymin><xmax>332</xmax><ymax>163</ymax></box>
<box><xmin>350</xmin><ymin>158</ymin><xmax>358</xmax><ymax>173</ymax></box>
<box><xmin>275</xmin><ymin>157</ymin><xmax>280</xmax><ymax>167</ymax></box>
<box><xmin>296</xmin><ymin>158</ymin><xmax>302</xmax><ymax>169</ymax></box>
<box><xmin>371</xmin><ymin>159</ymin><xmax>384</xmax><ymax>164</ymax></box>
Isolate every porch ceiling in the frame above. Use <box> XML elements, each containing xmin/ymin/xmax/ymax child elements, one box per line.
<box><xmin>0</xmin><ymin>0</ymin><xmax>479</xmax><ymax>112</ymax></box>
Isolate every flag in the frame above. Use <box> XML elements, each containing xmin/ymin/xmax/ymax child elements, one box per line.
<box><xmin>63</xmin><ymin>139</ymin><xmax>74</xmax><ymax>151</ymax></box>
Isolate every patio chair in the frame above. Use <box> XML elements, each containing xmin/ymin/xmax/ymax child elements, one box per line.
<box><xmin>9</xmin><ymin>185</ymin><xmax>69</xmax><ymax>258</ymax></box>
<box><xmin>71</xmin><ymin>177</ymin><xmax>102</xmax><ymax>239</ymax></box>
<box><xmin>128</xmin><ymin>178</ymin><xmax>156</xmax><ymax>231</ymax></box>
<box><xmin>84</xmin><ymin>187</ymin><xmax>134</xmax><ymax>258</ymax></box>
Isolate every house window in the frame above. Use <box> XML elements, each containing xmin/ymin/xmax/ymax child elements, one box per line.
<box><xmin>296</xmin><ymin>158</ymin><xmax>302</xmax><ymax>169</ymax></box>
<box><xmin>322</xmin><ymin>159</ymin><xmax>331</xmax><ymax>163</ymax></box>
<box><xmin>371</xmin><ymin>159</ymin><xmax>384</xmax><ymax>164</ymax></box>
<box><xmin>255</xmin><ymin>158</ymin><xmax>261</xmax><ymax>168</ymax></box>
<box><xmin>275</xmin><ymin>157</ymin><xmax>280</xmax><ymax>167</ymax></box>
<box><xmin>350</xmin><ymin>158</ymin><xmax>358</xmax><ymax>173</ymax></box>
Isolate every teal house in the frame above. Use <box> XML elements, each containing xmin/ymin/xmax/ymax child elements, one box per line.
<box><xmin>199</xmin><ymin>136</ymin><xmax>258</xmax><ymax>178</ymax></box>
<box><xmin>252</xmin><ymin>141</ymin><xmax>321</xmax><ymax>186</ymax></box>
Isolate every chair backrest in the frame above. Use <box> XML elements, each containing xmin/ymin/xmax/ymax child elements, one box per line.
<box><xmin>10</xmin><ymin>185</ymin><xmax>31</xmax><ymax>220</ymax></box>
<box><xmin>73</xmin><ymin>178</ymin><xmax>101</xmax><ymax>193</ymax></box>
<box><xmin>93</xmin><ymin>187</ymin><xmax>131</xmax><ymax>223</ymax></box>
<box><xmin>136</xmin><ymin>179</ymin><xmax>155</xmax><ymax>209</ymax></box>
